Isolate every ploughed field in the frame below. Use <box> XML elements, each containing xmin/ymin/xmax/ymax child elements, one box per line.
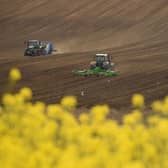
<box><xmin>0</xmin><ymin>0</ymin><xmax>168</xmax><ymax>110</ymax></box>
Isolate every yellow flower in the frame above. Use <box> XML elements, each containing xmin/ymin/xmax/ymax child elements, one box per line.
<box><xmin>2</xmin><ymin>94</ymin><xmax>16</xmax><ymax>106</ymax></box>
<box><xmin>47</xmin><ymin>104</ymin><xmax>63</xmax><ymax>119</ymax></box>
<box><xmin>123</xmin><ymin>110</ymin><xmax>142</xmax><ymax>125</ymax></box>
<box><xmin>91</xmin><ymin>105</ymin><xmax>109</xmax><ymax>121</ymax></box>
<box><xmin>15</xmin><ymin>93</ymin><xmax>24</xmax><ymax>105</ymax></box>
<box><xmin>125</xmin><ymin>162</ymin><xmax>145</xmax><ymax>168</ymax></box>
<box><xmin>9</xmin><ymin>68</ymin><xmax>21</xmax><ymax>81</ymax></box>
<box><xmin>132</xmin><ymin>110</ymin><xmax>142</xmax><ymax>121</ymax></box>
<box><xmin>61</xmin><ymin>96</ymin><xmax>77</xmax><ymax>110</ymax></box>
<box><xmin>132</xmin><ymin>94</ymin><xmax>145</xmax><ymax>108</ymax></box>
<box><xmin>148</xmin><ymin>116</ymin><xmax>160</xmax><ymax>125</ymax></box>
<box><xmin>164</xmin><ymin>96</ymin><xmax>168</xmax><ymax>104</ymax></box>
<box><xmin>79</xmin><ymin>113</ymin><xmax>89</xmax><ymax>124</ymax></box>
<box><xmin>163</xmin><ymin>96</ymin><xmax>168</xmax><ymax>114</ymax></box>
<box><xmin>151</xmin><ymin>100</ymin><xmax>163</xmax><ymax>113</ymax></box>
<box><xmin>20</xmin><ymin>87</ymin><xmax>32</xmax><ymax>100</ymax></box>
<box><xmin>123</xmin><ymin>114</ymin><xmax>135</xmax><ymax>125</ymax></box>
<box><xmin>43</xmin><ymin>121</ymin><xmax>57</xmax><ymax>139</ymax></box>
<box><xmin>144</xmin><ymin>143</ymin><xmax>157</xmax><ymax>159</ymax></box>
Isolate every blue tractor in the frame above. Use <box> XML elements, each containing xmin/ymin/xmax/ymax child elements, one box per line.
<box><xmin>24</xmin><ymin>40</ymin><xmax>56</xmax><ymax>56</ymax></box>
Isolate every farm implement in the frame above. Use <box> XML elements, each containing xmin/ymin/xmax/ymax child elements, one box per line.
<box><xmin>73</xmin><ymin>54</ymin><xmax>119</xmax><ymax>77</ymax></box>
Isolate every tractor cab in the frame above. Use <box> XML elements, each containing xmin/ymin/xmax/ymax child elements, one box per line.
<box><xmin>90</xmin><ymin>54</ymin><xmax>114</xmax><ymax>70</ymax></box>
<box><xmin>26</xmin><ymin>40</ymin><xmax>41</xmax><ymax>49</ymax></box>
<box><xmin>40</xmin><ymin>41</ymin><xmax>47</xmax><ymax>48</ymax></box>
<box><xmin>95</xmin><ymin>53</ymin><xmax>111</xmax><ymax>63</ymax></box>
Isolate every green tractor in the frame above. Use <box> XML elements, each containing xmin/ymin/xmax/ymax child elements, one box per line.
<box><xmin>73</xmin><ymin>54</ymin><xmax>119</xmax><ymax>77</ymax></box>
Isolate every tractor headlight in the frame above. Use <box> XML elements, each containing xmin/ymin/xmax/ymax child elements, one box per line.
<box><xmin>90</xmin><ymin>61</ymin><xmax>96</xmax><ymax>65</ymax></box>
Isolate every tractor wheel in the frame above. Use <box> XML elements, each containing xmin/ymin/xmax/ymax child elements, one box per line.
<box><xmin>111</xmin><ymin>63</ymin><xmax>115</xmax><ymax>71</ymax></box>
<box><xmin>90</xmin><ymin>64</ymin><xmax>96</xmax><ymax>70</ymax></box>
<box><xmin>103</xmin><ymin>64</ymin><xmax>110</xmax><ymax>70</ymax></box>
<box><xmin>41</xmin><ymin>49</ymin><xmax>46</xmax><ymax>56</ymax></box>
<box><xmin>32</xmin><ymin>50</ymin><xmax>36</xmax><ymax>56</ymax></box>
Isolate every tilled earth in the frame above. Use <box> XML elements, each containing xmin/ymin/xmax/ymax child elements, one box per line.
<box><xmin>0</xmin><ymin>0</ymin><xmax>168</xmax><ymax>112</ymax></box>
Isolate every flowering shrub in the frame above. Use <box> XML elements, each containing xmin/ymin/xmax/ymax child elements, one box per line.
<box><xmin>0</xmin><ymin>68</ymin><xmax>168</xmax><ymax>168</ymax></box>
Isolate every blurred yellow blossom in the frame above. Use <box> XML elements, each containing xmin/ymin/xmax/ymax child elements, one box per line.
<box><xmin>61</xmin><ymin>96</ymin><xmax>77</xmax><ymax>110</ymax></box>
<box><xmin>79</xmin><ymin>113</ymin><xmax>89</xmax><ymax>124</ymax></box>
<box><xmin>151</xmin><ymin>100</ymin><xmax>163</xmax><ymax>113</ymax></box>
<box><xmin>132</xmin><ymin>94</ymin><xmax>145</xmax><ymax>108</ymax></box>
<box><xmin>47</xmin><ymin>104</ymin><xmax>63</xmax><ymax>119</ymax></box>
<box><xmin>9</xmin><ymin>68</ymin><xmax>21</xmax><ymax>82</ymax></box>
<box><xmin>91</xmin><ymin>105</ymin><xmax>109</xmax><ymax>122</ymax></box>
<box><xmin>20</xmin><ymin>87</ymin><xmax>32</xmax><ymax>100</ymax></box>
<box><xmin>2</xmin><ymin>94</ymin><xmax>16</xmax><ymax>106</ymax></box>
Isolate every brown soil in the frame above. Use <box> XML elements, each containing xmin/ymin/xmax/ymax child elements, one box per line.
<box><xmin>0</xmin><ymin>0</ymin><xmax>168</xmax><ymax>111</ymax></box>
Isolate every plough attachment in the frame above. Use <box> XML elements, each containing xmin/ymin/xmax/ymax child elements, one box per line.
<box><xmin>73</xmin><ymin>67</ymin><xmax>119</xmax><ymax>77</ymax></box>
